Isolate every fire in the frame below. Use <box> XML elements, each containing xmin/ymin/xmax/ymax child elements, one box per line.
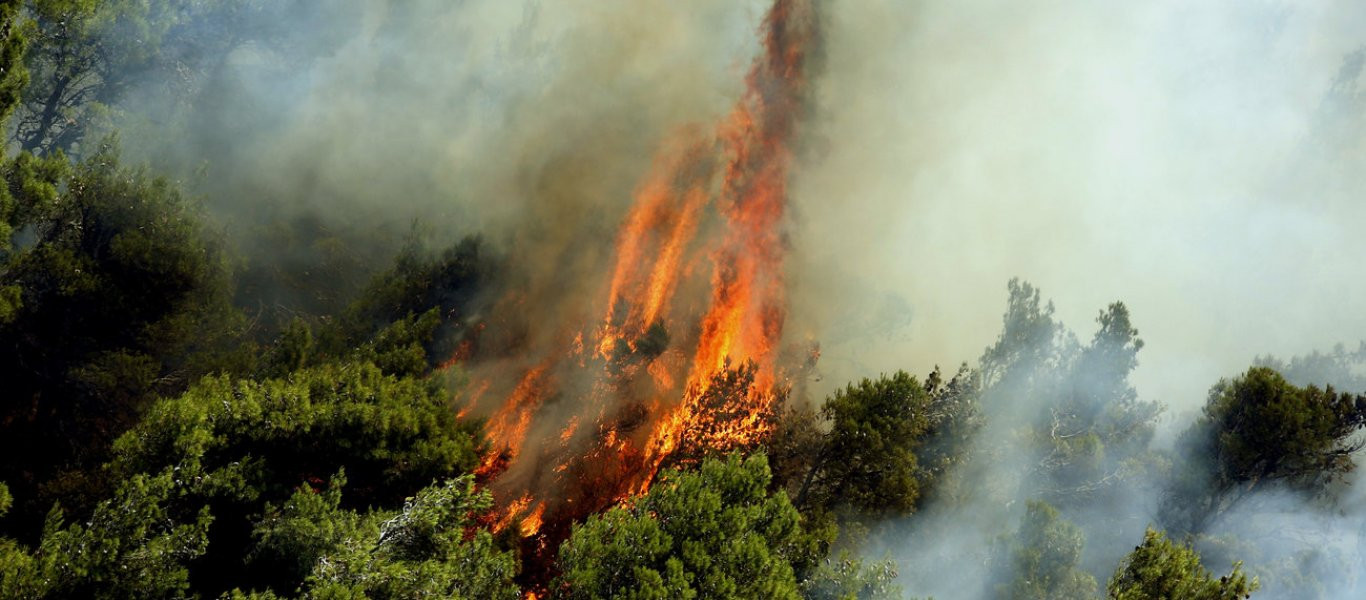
<box><xmin>474</xmin><ymin>364</ymin><xmax>551</xmax><ymax>479</ymax></box>
<box><xmin>458</xmin><ymin>0</ymin><xmax>818</xmax><ymax>585</ymax></box>
<box><xmin>597</xmin><ymin>135</ymin><xmax>714</xmax><ymax>362</ymax></box>
<box><xmin>519</xmin><ymin>502</ymin><xmax>546</xmax><ymax>537</ymax></box>
<box><xmin>494</xmin><ymin>493</ymin><xmax>533</xmax><ymax>533</ymax></box>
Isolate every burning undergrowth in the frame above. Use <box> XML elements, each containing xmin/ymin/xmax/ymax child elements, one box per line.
<box><xmin>448</xmin><ymin>0</ymin><xmax>822</xmax><ymax>579</ymax></box>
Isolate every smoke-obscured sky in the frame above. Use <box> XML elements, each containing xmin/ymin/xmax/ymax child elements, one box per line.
<box><xmin>104</xmin><ymin>2</ymin><xmax>1366</xmax><ymax>597</ymax></box>
<box><xmin>791</xmin><ymin>0</ymin><xmax>1366</xmax><ymax>427</ymax></box>
<box><xmin>127</xmin><ymin>0</ymin><xmax>1366</xmax><ymax>423</ymax></box>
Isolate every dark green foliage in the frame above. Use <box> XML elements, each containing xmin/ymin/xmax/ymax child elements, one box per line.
<box><xmin>251</xmin><ymin>235</ymin><xmax>491</xmax><ymax>377</ymax></box>
<box><xmin>300</xmin><ymin>477</ymin><xmax>518</xmax><ymax>600</ymax></box>
<box><xmin>217</xmin><ymin>475</ymin><xmax>520</xmax><ymax>600</ymax></box>
<box><xmin>0</xmin><ymin>470</ymin><xmax>212</xmax><ymax>599</ymax></box>
<box><xmin>1202</xmin><ymin>368</ymin><xmax>1366</xmax><ymax>487</ymax></box>
<box><xmin>252</xmin><ymin>234</ymin><xmax>491</xmax><ymax>379</ymax></box>
<box><xmin>246</xmin><ymin>471</ymin><xmax>361</xmax><ymax>592</ymax></box>
<box><xmin>1164</xmin><ymin>367</ymin><xmax>1366</xmax><ymax>533</ymax></box>
<box><xmin>768</xmin><ymin>403</ymin><xmax>825</xmax><ymax>495</ymax></box>
<box><xmin>0</xmin><ymin>0</ymin><xmax>26</xmax><ymax>133</ymax></box>
<box><xmin>790</xmin><ymin>368</ymin><xmax>979</xmax><ymax>523</ymax></box>
<box><xmin>996</xmin><ymin>501</ymin><xmax>1097</xmax><ymax>600</ymax></box>
<box><xmin>796</xmin><ymin>372</ymin><xmax>932</xmax><ymax>517</ymax></box>
<box><xmin>555</xmin><ymin>454</ymin><xmax>821</xmax><ymax>600</ymax></box>
<box><xmin>1107</xmin><ymin>528</ymin><xmax>1256</xmax><ymax>600</ymax></box>
<box><xmin>800</xmin><ymin>552</ymin><xmax>905</xmax><ymax>600</ymax></box>
<box><xmin>915</xmin><ymin>364</ymin><xmax>984</xmax><ymax>501</ymax></box>
<box><xmin>0</xmin><ymin>144</ymin><xmax>240</xmax><ymax>531</ymax></box>
<box><xmin>18</xmin><ymin>0</ymin><xmax>173</xmax><ymax>154</ymax></box>
<box><xmin>323</xmin><ymin>235</ymin><xmax>488</xmax><ymax>355</ymax></box>
<box><xmin>111</xmin><ymin>360</ymin><xmax>481</xmax><ymax>510</ymax></box>
<box><xmin>107</xmin><ymin>359</ymin><xmax>483</xmax><ymax>595</ymax></box>
<box><xmin>353</xmin><ymin>309</ymin><xmax>444</xmax><ymax>377</ymax></box>
<box><xmin>259</xmin><ymin>318</ymin><xmax>317</xmax><ymax>378</ymax></box>
<box><xmin>228</xmin><ymin>476</ymin><xmax>519</xmax><ymax>600</ymax></box>
<box><xmin>231</xmin><ymin>210</ymin><xmax>410</xmax><ymax>336</ymax></box>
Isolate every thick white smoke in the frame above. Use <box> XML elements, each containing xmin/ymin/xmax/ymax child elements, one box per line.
<box><xmin>791</xmin><ymin>0</ymin><xmax>1366</xmax><ymax>416</ymax></box>
<box><xmin>103</xmin><ymin>1</ymin><xmax>1366</xmax><ymax>597</ymax></box>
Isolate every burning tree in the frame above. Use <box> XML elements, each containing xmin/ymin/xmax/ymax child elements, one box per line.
<box><xmin>450</xmin><ymin>2</ymin><xmax>826</xmax><ymax>585</ymax></box>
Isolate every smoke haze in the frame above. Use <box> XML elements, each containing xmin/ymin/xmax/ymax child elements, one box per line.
<box><xmin>101</xmin><ymin>0</ymin><xmax>1366</xmax><ymax>597</ymax></box>
<box><xmin>791</xmin><ymin>0</ymin><xmax>1366</xmax><ymax>416</ymax></box>
<box><xmin>116</xmin><ymin>0</ymin><xmax>1366</xmax><ymax>410</ymax></box>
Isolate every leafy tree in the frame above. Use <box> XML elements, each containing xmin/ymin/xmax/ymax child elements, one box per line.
<box><xmin>791</xmin><ymin>368</ymin><xmax>978</xmax><ymax>522</ymax></box>
<box><xmin>14</xmin><ymin>0</ymin><xmax>353</xmax><ymax>156</ymax></box>
<box><xmin>229</xmin><ymin>209</ymin><xmax>411</xmax><ymax>336</ymax></box>
<box><xmin>793</xmin><ymin>372</ymin><xmax>928</xmax><ymax>519</ymax></box>
<box><xmin>995</xmin><ymin>500</ymin><xmax>1097</xmax><ymax>600</ymax></box>
<box><xmin>1163</xmin><ymin>367</ymin><xmax>1366</xmax><ymax>533</ymax></box>
<box><xmin>17</xmin><ymin>0</ymin><xmax>173</xmax><ymax>154</ymax></box>
<box><xmin>0</xmin><ymin>469</ymin><xmax>212</xmax><ymax>599</ymax></box>
<box><xmin>0</xmin><ymin>143</ymin><xmax>239</xmax><ymax>531</ymax></box>
<box><xmin>245</xmin><ymin>471</ymin><xmax>362</xmax><ymax>593</ymax></box>
<box><xmin>1107</xmin><ymin>528</ymin><xmax>1256</xmax><ymax>600</ymax></box>
<box><xmin>914</xmin><ymin>364</ymin><xmax>984</xmax><ymax>503</ymax></box>
<box><xmin>317</xmin><ymin>234</ymin><xmax>489</xmax><ymax>357</ymax></box>
<box><xmin>979</xmin><ymin>279</ymin><xmax>1074</xmax><ymax>401</ymax></box>
<box><xmin>113</xmin><ymin>359</ymin><xmax>482</xmax><ymax>508</ymax></box>
<box><xmin>278</xmin><ymin>476</ymin><xmax>518</xmax><ymax>600</ymax></box>
<box><xmin>108</xmin><ymin>359</ymin><xmax>484</xmax><ymax>595</ymax></box>
<box><xmin>767</xmin><ymin>403</ymin><xmax>825</xmax><ymax>496</ymax></box>
<box><xmin>966</xmin><ymin>282</ymin><xmax>1163</xmax><ymax>525</ymax></box>
<box><xmin>219</xmin><ymin>476</ymin><xmax>519</xmax><ymax>600</ymax></box>
<box><xmin>800</xmin><ymin>552</ymin><xmax>905</xmax><ymax>600</ymax></box>
<box><xmin>248</xmin><ymin>234</ymin><xmax>490</xmax><ymax>378</ymax></box>
<box><xmin>345</xmin><ymin>308</ymin><xmax>443</xmax><ymax>378</ymax></box>
<box><xmin>1036</xmin><ymin>303</ymin><xmax>1162</xmax><ymax>502</ymax></box>
<box><xmin>0</xmin><ymin>0</ymin><xmax>33</xmax><ymax>325</ymax></box>
<box><xmin>555</xmin><ymin>454</ymin><xmax>821</xmax><ymax>600</ymax></box>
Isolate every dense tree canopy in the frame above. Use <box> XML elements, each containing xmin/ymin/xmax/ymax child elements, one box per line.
<box><xmin>995</xmin><ymin>500</ymin><xmax>1097</xmax><ymax>600</ymax></box>
<box><xmin>1164</xmin><ymin>367</ymin><xmax>1366</xmax><ymax>534</ymax></box>
<box><xmin>284</xmin><ymin>476</ymin><xmax>518</xmax><ymax>600</ymax></box>
<box><xmin>0</xmin><ymin>142</ymin><xmax>240</xmax><ymax>532</ymax></box>
<box><xmin>1107</xmin><ymin>528</ymin><xmax>1256</xmax><ymax>600</ymax></box>
<box><xmin>0</xmin><ymin>470</ymin><xmax>212</xmax><ymax>599</ymax></box>
<box><xmin>785</xmin><ymin>367</ymin><xmax>979</xmax><ymax>524</ymax></box>
<box><xmin>556</xmin><ymin>454</ymin><xmax>822</xmax><ymax>600</ymax></box>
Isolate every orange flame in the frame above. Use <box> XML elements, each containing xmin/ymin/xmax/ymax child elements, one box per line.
<box><xmin>458</xmin><ymin>0</ymin><xmax>818</xmax><ymax>585</ymax></box>
<box><xmin>475</xmin><ymin>365</ymin><xmax>551</xmax><ymax>479</ymax></box>
<box><xmin>519</xmin><ymin>502</ymin><xmax>546</xmax><ymax>537</ymax></box>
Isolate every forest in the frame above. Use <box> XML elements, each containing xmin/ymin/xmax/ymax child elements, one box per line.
<box><xmin>2</xmin><ymin>0</ymin><xmax>1366</xmax><ymax>599</ymax></box>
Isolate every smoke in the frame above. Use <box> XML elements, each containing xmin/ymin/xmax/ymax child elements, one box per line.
<box><xmin>114</xmin><ymin>0</ymin><xmax>778</xmax><ymax>323</ymax></box>
<box><xmin>117</xmin><ymin>0</ymin><xmax>825</xmax><ymax>572</ymax></box>
<box><xmin>97</xmin><ymin>0</ymin><xmax>1366</xmax><ymax>597</ymax></box>
<box><xmin>789</xmin><ymin>0</ymin><xmax>1366</xmax><ymax>413</ymax></box>
<box><xmin>778</xmin><ymin>3</ymin><xmax>1366</xmax><ymax>597</ymax></box>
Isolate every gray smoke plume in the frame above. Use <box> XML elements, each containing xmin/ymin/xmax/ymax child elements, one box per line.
<box><xmin>92</xmin><ymin>0</ymin><xmax>1366</xmax><ymax>597</ymax></box>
